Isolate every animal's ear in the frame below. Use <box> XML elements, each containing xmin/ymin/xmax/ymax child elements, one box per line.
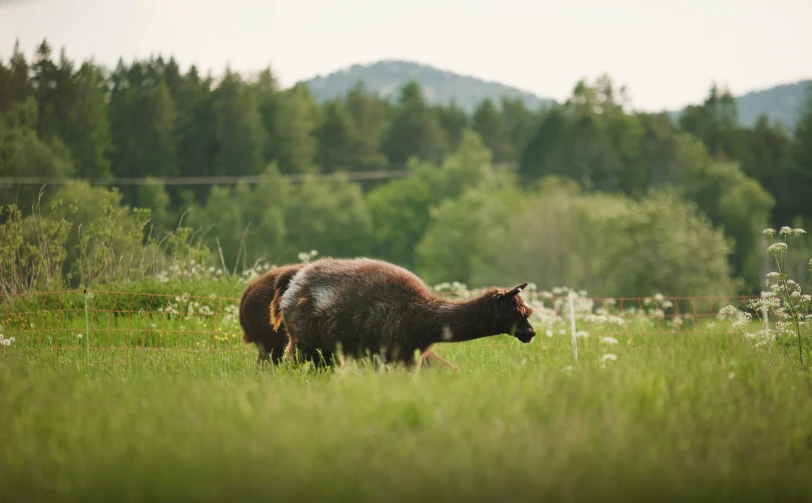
<box><xmin>505</xmin><ymin>283</ymin><xmax>528</xmax><ymax>298</ymax></box>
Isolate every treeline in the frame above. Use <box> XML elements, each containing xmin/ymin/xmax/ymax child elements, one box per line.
<box><xmin>1</xmin><ymin>40</ymin><xmax>811</xmax><ymax>295</ymax></box>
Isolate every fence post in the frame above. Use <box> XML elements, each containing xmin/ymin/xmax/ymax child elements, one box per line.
<box><xmin>83</xmin><ymin>289</ymin><xmax>90</xmax><ymax>359</ymax></box>
<box><xmin>761</xmin><ymin>291</ymin><xmax>769</xmax><ymax>337</ymax></box>
<box><xmin>568</xmin><ymin>291</ymin><xmax>578</xmax><ymax>361</ymax></box>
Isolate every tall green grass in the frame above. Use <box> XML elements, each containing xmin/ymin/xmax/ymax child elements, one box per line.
<box><xmin>1</xmin><ymin>321</ymin><xmax>811</xmax><ymax>502</ymax></box>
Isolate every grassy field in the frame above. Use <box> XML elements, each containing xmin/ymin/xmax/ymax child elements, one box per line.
<box><xmin>1</xmin><ymin>299</ymin><xmax>811</xmax><ymax>503</ymax></box>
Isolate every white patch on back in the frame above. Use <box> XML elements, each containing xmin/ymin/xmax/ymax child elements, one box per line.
<box><xmin>311</xmin><ymin>284</ymin><xmax>337</xmax><ymax>312</ymax></box>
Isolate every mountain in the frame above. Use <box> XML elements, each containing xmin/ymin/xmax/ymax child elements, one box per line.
<box><xmin>666</xmin><ymin>80</ymin><xmax>811</xmax><ymax>130</ymax></box>
<box><xmin>301</xmin><ymin>60</ymin><xmax>555</xmax><ymax>113</ymax></box>
<box><xmin>301</xmin><ymin>60</ymin><xmax>811</xmax><ymax>130</ymax></box>
<box><xmin>730</xmin><ymin>80</ymin><xmax>810</xmax><ymax>129</ymax></box>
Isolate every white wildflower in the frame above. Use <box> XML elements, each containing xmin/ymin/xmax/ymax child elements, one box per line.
<box><xmin>600</xmin><ymin>353</ymin><xmax>617</xmax><ymax>362</ymax></box>
<box><xmin>2</xmin><ymin>339</ymin><xmax>9</xmax><ymax>346</ymax></box>
<box><xmin>728</xmin><ymin>372</ymin><xmax>735</xmax><ymax>380</ymax></box>
<box><xmin>77</xmin><ymin>333</ymin><xmax>83</xmax><ymax>339</ymax></box>
<box><xmin>600</xmin><ymin>336</ymin><xmax>618</xmax><ymax>345</ymax></box>
<box><xmin>768</xmin><ymin>242</ymin><xmax>788</xmax><ymax>256</ymax></box>
<box><xmin>545</xmin><ymin>329</ymin><xmax>553</xmax><ymax>337</ymax></box>
<box><xmin>576</xmin><ymin>331</ymin><xmax>589</xmax><ymax>338</ymax></box>
<box><xmin>9</xmin><ymin>337</ymin><xmax>15</xmax><ymax>343</ymax></box>
<box><xmin>763</xmin><ymin>228</ymin><xmax>776</xmax><ymax>236</ymax></box>
<box><xmin>779</xmin><ymin>226</ymin><xmax>793</xmax><ymax>235</ymax></box>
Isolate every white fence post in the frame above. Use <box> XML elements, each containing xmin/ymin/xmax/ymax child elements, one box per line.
<box><xmin>568</xmin><ymin>291</ymin><xmax>578</xmax><ymax>361</ymax></box>
<box><xmin>761</xmin><ymin>291</ymin><xmax>769</xmax><ymax>336</ymax></box>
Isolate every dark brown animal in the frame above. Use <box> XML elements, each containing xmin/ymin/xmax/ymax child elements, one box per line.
<box><xmin>241</xmin><ymin>262</ymin><xmax>457</xmax><ymax>370</ymax></box>
<box><xmin>240</xmin><ymin>263</ymin><xmax>306</xmax><ymax>364</ymax></box>
<box><xmin>277</xmin><ymin>257</ymin><xmax>535</xmax><ymax>368</ymax></box>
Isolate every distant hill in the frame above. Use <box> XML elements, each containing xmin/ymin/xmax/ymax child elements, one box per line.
<box><xmin>301</xmin><ymin>60</ymin><xmax>555</xmax><ymax>113</ymax></box>
<box><xmin>301</xmin><ymin>60</ymin><xmax>810</xmax><ymax>130</ymax></box>
<box><xmin>729</xmin><ymin>80</ymin><xmax>810</xmax><ymax>129</ymax></box>
<box><xmin>667</xmin><ymin>80</ymin><xmax>811</xmax><ymax>130</ymax></box>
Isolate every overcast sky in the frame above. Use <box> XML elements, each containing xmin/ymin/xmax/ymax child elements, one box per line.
<box><xmin>1</xmin><ymin>0</ymin><xmax>810</xmax><ymax>112</ymax></box>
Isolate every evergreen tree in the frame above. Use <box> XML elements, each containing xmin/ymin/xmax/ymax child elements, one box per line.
<box><xmin>381</xmin><ymin>81</ymin><xmax>447</xmax><ymax>168</ymax></box>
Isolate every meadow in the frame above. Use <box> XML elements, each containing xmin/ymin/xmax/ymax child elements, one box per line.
<box><xmin>2</xmin><ymin>283</ymin><xmax>811</xmax><ymax>503</ymax></box>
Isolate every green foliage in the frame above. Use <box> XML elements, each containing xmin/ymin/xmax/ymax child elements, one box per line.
<box><xmin>472</xmin><ymin>98</ymin><xmax>513</xmax><ymax>162</ymax></box>
<box><xmin>366</xmin><ymin>130</ymin><xmax>492</xmax><ymax>267</ymax></box>
<box><xmin>268</xmin><ymin>83</ymin><xmax>319</xmax><ymax>174</ymax></box>
<box><xmin>283</xmin><ymin>172</ymin><xmax>373</xmax><ymax>259</ymax></box>
<box><xmin>212</xmin><ymin>69</ymin><xmax>267</xmax><ymax>176</ymax></box>
<box><xmin>0</xmin><ymin>122</ymin><xmax>75</xmax><ymax>207</ymax></box>
<box><xmin>415</xmin><ymin>173</ymin><xmax>523</xmax><ymax>285</ymax></box>
<box><xmin>419</xmin><ymin>179</ymin><xmax>738</xmax><ymax>298</ymax></box>
<box><xmin>721</xmin><ymin>226</ymin><xmax>812</xmax><ymax>367</ymax></box>
<box><xmin>2</xmin><ymin>42</ymin><xmax>812</xmax><ymax>298</ymax></box>
<box><xmin>0</xmin><ymin>202</ymin><xmax>70</xmax><ymax>294</ymax></box>
<box><xmin>381</xmin><ymin>81</ymin><xmax>448</xmax><ymax>167</ymax></box>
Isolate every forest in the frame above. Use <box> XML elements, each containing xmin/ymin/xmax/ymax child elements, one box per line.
<box><xmin>1</xmin><ymin>39</ymin><xmax>811</xmax><ymax>297</ymax></box>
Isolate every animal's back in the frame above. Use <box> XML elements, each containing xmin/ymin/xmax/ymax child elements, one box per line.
<box><xmin>281</xmin><ymin>258</ymin><xmax>435</xmax><ymax>360</ymax></box>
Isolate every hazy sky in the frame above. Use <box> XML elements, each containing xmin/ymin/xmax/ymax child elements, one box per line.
<box><xmin>1</xmin><ymin>0</ymin><xmax>810</xmax><ymax>111</ymax></box>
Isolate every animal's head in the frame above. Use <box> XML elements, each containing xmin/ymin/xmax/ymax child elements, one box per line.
<box><xmin>492</xmin><ymin>282</ymin><xmax>536</xmax><ymax>343</ymax></box>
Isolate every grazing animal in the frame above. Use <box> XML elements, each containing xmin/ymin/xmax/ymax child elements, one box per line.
<box><xmin>240</xmin><ymin>262</ymin><xmax>457</xmax><ymax>370</ymax></box>
<box><xmin>240</xmin><ymin>263</ymin><xmax>306</xmax><ymax>364</ymax></box>
<box><xmin>278</xmin><ymin>257</ymin><xmax>535</xmax><ymax>368</ymax></box>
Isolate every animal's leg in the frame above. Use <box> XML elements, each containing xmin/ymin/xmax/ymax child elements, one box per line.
<box><xmin>257</xmin><ymin>345</ymin><xmax>271</xmax><ymax>365</ymax></box>
<box><xmin>287</xmin><ymin>341</ymin><xmax>335</xmax><ymax>369</ymax></box>
<box><xmin>419</xmin><ymin>344</ymin><xmax>459</xmax><ymax>372</ymax></box>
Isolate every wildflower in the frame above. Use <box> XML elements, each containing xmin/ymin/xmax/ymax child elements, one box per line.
<box><xmin>728</xmin><ymin>372</ymin><xmax>735</xmax><ymax>380</ymax></box>
<box><xmin>545</xmin><ymin>329</ymin><xmax>553</xmax><ymax>337</ymax></box>
<box><xmin>779</xmin><ymin>226</ymin><xmax>793</xmax><ymax>235</ymax></box>
<box><xmin>767</xmin><ymin>242</ymin><xmax>787</xmax><ymax>256</ymax></box>
<box><xmin>576</xmin><ymin>331</ymin><xmax>589</xmax><ymax>338</ymax></box>
<box><xmin>763</xmin><ymin>228</ymin><xmax>776</xmax><ymax>236</ymax></box>
<box><xmin>2</xmin><ymin>339</ymin><xmax>9</xmax><ymax>346</ymax></box>
<box><xmin>600</xmin><ymin>353</ymin><xmax>617</xmax><ymax>362</ymax></box>
<box><xmin>600</xmin><ymin>336</ymin><xmax>618</xmax><ymax>345</ymax></box>
<box><xmin>77</xmin><ymin>333</ymin><xmax>83</xmax><ymax>339</ymax></box>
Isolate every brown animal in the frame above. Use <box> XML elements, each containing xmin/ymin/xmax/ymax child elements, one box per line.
<box><xmin>240</xmin><ymin>263</ymin><xmax>306</xmax><ymax>364</ymax></box>
<box><xmin>240</xmin><ymin>262</ymin><xmax>457</xmax><ymax>370</ymax></box>
<box><xmin>276</xmin><ymin>257</ymin><xmax>535</xmax><ymax>368</ymax></box>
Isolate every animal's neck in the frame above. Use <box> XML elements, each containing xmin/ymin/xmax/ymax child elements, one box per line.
<box><xmin>430</xmin><ymin>296</ymin><xmax>499</xmax><ymax>344</ymax></box>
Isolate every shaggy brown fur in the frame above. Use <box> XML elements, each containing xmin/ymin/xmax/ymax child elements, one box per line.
<box><xmin>240</xmin><ymin>262</ymin><xmax>457</xmax><ymax>369</ymax></box>
<box><xmin>240</xmin><ymin>263</ymin><xmax>307</xmax><ymax>364</ymax></box>
<box><xmin>279</xmin><ymin>257</ymin><xmax>536</xmax><ymax>368</ymax></box>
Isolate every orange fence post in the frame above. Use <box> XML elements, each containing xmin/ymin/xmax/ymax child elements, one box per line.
<box><xmin>83</xmin><ymin>289</ymin><xmax>90</xmax><ymax>359</ymax></box>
